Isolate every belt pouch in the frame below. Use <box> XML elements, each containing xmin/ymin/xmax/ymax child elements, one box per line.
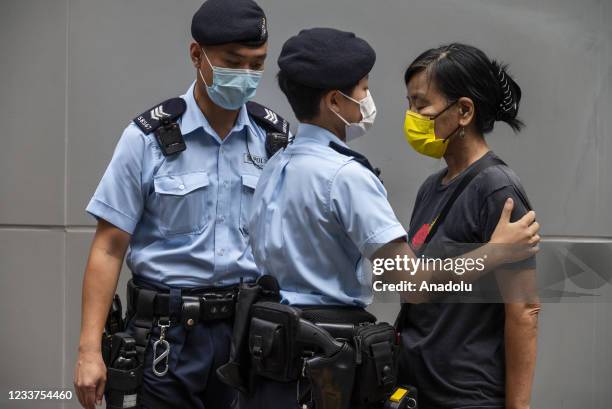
<box><xmin>216</xmin><ymin>275</ymin><xmax>281</xmax><ymax>393</ymax></box>
<box><xmin>105</xmin><ymin>364</ymin><xmax>143</xmax><ymax>409</ymax></box>
<box><xmin>248</xmin><ymin>301</ymin><xmax>301</xmax><ymax>382</ymax></box>
<box><xmin>352</xmin><ymin>322</ymin><xmax>399</xmax><ymax>406</ymax></box>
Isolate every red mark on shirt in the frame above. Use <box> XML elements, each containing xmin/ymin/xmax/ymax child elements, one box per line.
<box><xmin>411</xmin><ymin>223</ymin><xmax>431</xmax><ymax>251</ymax></box>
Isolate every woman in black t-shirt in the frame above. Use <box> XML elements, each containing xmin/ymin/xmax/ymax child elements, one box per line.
<box><xmin>398</xmin><ymin>43</ymin><xmax>540</xmax><ymax>409</ymax></box>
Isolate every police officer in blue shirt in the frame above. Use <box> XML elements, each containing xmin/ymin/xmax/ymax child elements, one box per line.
<box><xmin>73</xmin><ymin>1</ymin><xmax>290</xmax><ymax>408</ymax></box>
<box><xmin>241</xmin><ymin>28</ymin><xmax>540</xmax><ymax>409</ymax></box>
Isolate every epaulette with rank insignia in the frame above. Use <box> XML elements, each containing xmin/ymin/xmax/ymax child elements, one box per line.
<box><xmin>329</xmin><ymin>141</ymin><xmax>383</xmax><ymax>182</ymax></box>
<box><xmin>133</xmin><ymin>98</ymin><xmax>187</xmax><ymax>156</ymax></box>
<box><xmin>246</xmin><ymin>101</ymin><xmax>292</xmax><ymax>158</ymax></box>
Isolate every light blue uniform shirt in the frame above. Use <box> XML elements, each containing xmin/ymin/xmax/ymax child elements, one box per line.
<box><xmin>249</xmin><ymin>123</ymin><xmax>407</xmax><ymax>306</ymax></box>
<box><xmin>87</xmin><ymin>81</ymin><xmax>270</xmax><ymax>287</ymax></box>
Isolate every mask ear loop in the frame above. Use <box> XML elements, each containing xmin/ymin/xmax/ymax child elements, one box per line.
<box><xmin>330</xmin><ymin>107</ymin><xmax>351</xmax><ymax>126</ymax></box>
<box><xmin>341</xmin><ymin>90</ymin><xmax>376</xmax><ymax>124</ymax></box>
<box><xmin>338</xmin><ymin>91</ymin><xmax>363</xmax><ymax>105</ymax></box>
<box><xmin>331</xmin><ymin>88</ymin><xmax>369</xmax><ymax>126</ymax></box>
<box><xmin>441</xmin><ymin>124</ymin><xmax>463</xmax><ymax>145</ymax></box>
<box><xmin>198</xmin><ymin>46</ymin><xmax>214</xmax><ymax>87</ymax></box>
<box><xmin>433</xmin><ymin>99</ymin><xmax>463</xmax><ymax>143</ymax></box>
<box><xmin>328</xmin><ymin>91</ymin><xmax>352</xmax><ymax>126</ymax></box>
<box><xmin>432</xmin><ymin>99</ymin><xmax>458</xmax><ymax>120</ymax></box>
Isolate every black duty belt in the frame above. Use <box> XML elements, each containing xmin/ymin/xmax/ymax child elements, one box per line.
<box><xmin>127</xmin><ymin>279</ymin><xmax>237</xmax><ymax>328</ymax></box>
<box><xmin>299</xmin><ymin>306</ymin><xmax>377</xmax><ymax>325</ymax></box>
<box><xmin>299</xmin><ymin>306</ymin><xmax>378</xmax><ymax>342</ymax></box>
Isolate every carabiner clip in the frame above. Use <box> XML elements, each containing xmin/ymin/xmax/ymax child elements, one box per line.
<box><xmin>152</xmin><ymin>319</ymin><xmax>171</xmax><ymax>377</ymax></box>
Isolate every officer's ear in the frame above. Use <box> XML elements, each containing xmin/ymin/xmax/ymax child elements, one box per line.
<box><xmin>323</xmin><ymin>90</ymin><xmax>343</xmax><ymax>114</ymax></box>
<box><xmin>190</xmin><ymin>42</ymin><xmax>203</xmax><ymax>68</ymax></box>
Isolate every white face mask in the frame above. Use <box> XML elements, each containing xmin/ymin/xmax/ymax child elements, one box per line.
<box><xmin>330</xmin><ymin>90</ymin><xmax>377</xmax><ymax>142</ymax></box>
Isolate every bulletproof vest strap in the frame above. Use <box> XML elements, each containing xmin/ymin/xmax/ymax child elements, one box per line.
<box><xmin>246</xmin><ymin>101</ymin><xmax>292</xmax><ymax>158</ymax></box>
<box><xmin>329</xmin><ymin>141</ymin><xmax>382</xmax><ymax>180</ymax></box>
<box><xmin>132</xmin><ymin>97</ymin><xmax>187</xmax><ymax>156</ymax></box>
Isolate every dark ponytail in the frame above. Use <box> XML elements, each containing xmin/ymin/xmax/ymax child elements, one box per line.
<box><xmin>404</xmin><ymin>43</ymin><xmax>524</xmax><ymax>134</ymax></box>
<box><xmin>491</xmin><ymin>60</ymin><xmax>523</xmax><ymax>132</ymax></box>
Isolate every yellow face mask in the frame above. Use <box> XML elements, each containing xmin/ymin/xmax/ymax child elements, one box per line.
<box><xmin>403</xmin><ymin>102</ymin><xmax>458</xmax><ymax>159</ymax></box>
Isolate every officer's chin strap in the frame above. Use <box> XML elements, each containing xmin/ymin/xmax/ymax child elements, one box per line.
<box><xmin>295</xmin><ymin>319</ymin><xmax>356</xmax><ymax>409</ymax></box>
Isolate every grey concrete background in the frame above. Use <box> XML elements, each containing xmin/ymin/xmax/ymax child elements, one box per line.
<box><xmin>0</xmin><ymin>0</ymin><xmax>610</xmax><ymax>408</ymax></box>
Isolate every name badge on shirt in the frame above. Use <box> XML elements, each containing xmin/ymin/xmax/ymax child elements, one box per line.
<box><xmin>244</xmin><ymin>153</ymin><xmax>267</xmax><ymax>167</ymax></box>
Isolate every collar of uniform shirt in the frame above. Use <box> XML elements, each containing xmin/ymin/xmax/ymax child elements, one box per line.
<box><xmin>294</xmin><ymin>122</ymin><xmax>349</xmax><ymax>149</ymax></box>
<box><xmin>179</xmin><ymin>81</ymin><xmax>258</xmax><ymax>142</ymax></box>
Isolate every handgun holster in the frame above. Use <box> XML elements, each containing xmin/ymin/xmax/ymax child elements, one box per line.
<box><xmin>304</xmin><ymin>342</ymin><xmax>356</xmax><ymax>409</ymax></box>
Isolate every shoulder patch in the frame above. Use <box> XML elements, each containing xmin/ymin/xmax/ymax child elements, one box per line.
<box><xmin>246</xmin><ymin>101</ymin><xmax>290</xmax><ymax>136</ymax></box>
<box><xmin>246</xmin><ymin>101</ymin><xmax>292</xmax><ymax>158</ymax></box>
<box><xmin>329</xmin><ymin>141</ymin><xmax>382</xmax><ymax>181</ymax></box>
<box><xmin>132</xmin><ymin>97</ymin><xmax>187</xmax><ymax>135</ymax></box>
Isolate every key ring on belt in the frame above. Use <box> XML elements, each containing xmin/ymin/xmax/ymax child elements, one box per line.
<box><xmin>152</xmin><ymin>317</ymin><xmax>171</xmax><ymax>377</ymax></box>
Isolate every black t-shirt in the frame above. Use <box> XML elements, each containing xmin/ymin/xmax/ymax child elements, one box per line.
<box><xmin>398</xmin><ymin>151</ymin><xmax>534</xmax><ymax>409</ymax></box>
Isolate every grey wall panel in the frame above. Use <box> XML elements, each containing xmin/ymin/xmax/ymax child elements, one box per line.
<box><xmin>0</xmin><ymin>230</ymin><xmax>64</xmax><ymax>408</ymax></box>
<box><xmin>0</xmin><ymin>0</ymin><xmax>67</xmax><ymax>225</ymax></box>
<box><xmin>531</xmin><ymin>302</ymin><xmax>612</xmax><ymax>408</ymax></box>
<box><xmin>592</xmin><ymin>302</ymin><xmax>612</xmax><ymax>408</ymax></box>
<box><xmin>66</xmin><ymin>0</ymin><xmax>203</xmax><ymax>225</ymax></box>
<box><xmin>63</xmin><ymin>230</ymin><xmax>130</xmax><ymax>409</ymax></box>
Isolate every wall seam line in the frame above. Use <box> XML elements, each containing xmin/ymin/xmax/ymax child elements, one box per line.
<box><xmin>62</xmin><ymin>0</ymin><xmax>70</xmax><ymax>405</ymax></box>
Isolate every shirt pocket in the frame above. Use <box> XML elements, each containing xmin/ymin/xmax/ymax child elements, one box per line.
<box><xmin>153</xmin><ymin>171</ymin><xmax>210</xmax><ymax>236</ymax></box>
<box><xmin>239</xmin><ymin>174</ymin><xmax>260</xmax><ymax>238</ymax></box>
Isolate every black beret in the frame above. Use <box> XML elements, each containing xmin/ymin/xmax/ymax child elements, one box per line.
<box><xmin>278</xmin><ymin>27</ymin><xmax>376</xmax><ymax>89</ymax></box>
<box><xmin>191</xmin><ymin>0</ymin><xmax>268</xmax><ymax>46</ymax></box>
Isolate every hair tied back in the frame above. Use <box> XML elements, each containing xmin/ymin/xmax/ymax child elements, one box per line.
<box><xmin>496</xmin><ymin>67</ymin><xmax>515</xmax><ymax>119</ymax></box>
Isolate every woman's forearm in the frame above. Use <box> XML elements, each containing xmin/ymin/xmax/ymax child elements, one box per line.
<box><xmin>504</xmin><ymin>302</ymin><xmax>541</xmax><ymax>409</ymax></box>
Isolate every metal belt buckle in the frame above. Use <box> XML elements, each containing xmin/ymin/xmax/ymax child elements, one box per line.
<box><xmin>202</xmin><ymin>289</ymin><xmax>236</xmax><ymax>300</ymax></box>
<box><xmin>201</xmin><ymin>292</ymin><xmax>224</xmax><ymax>300</ymax></box>
<box><xmin>152</xmin><ymin>318</ymin><xmax>171</xmax><ymax>377</ymax></box>
<box><xmin>201</xmin><ymin>292</ymin><xmax>235</xmax><ymax>320</ymax></box>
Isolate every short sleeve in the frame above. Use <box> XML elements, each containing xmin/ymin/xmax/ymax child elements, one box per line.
<box><xmin>330</xmin><ymin>162</ymin><xmax>407</xmax><ymax>259</ymax></box>
<box><xmin>86</xmin><ymin>124</ymin><xmax>147</xmax><ymax>234</ymax></box>
<box><xmin>479</xmin><ymin>185</ymin><xmax>536</xmax><ymax>269</ymax></box>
